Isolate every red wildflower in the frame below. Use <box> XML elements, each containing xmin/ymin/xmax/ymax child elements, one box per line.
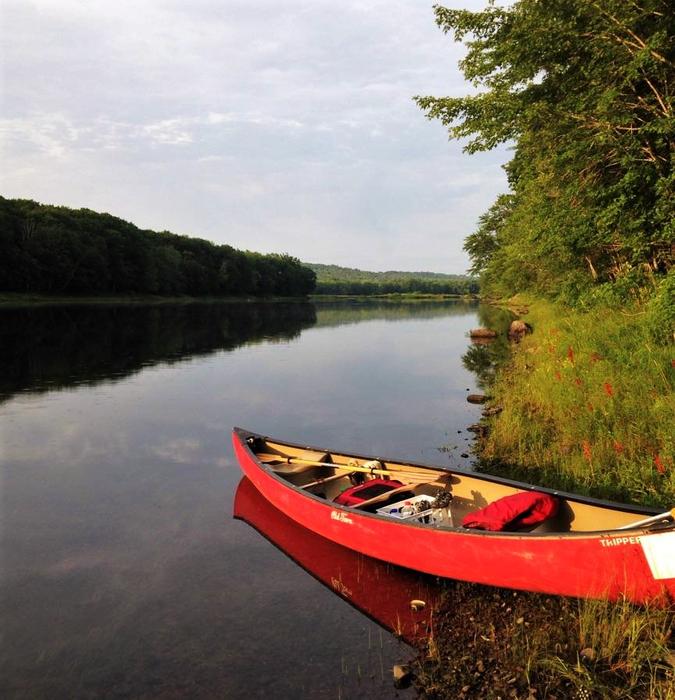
<box><xmin>587</xmin><ymin>403</ymin><xmax>594</xmax><ymax>412</ymax></box>
<box><xmin>603</xmin><ymin>382</ymin><xmax>614</xmax><ymax>397</ymax></box>
<box><xmin>671</xmin><ymin>359</ymin><xmax>675</xmax><ymax>368</ymax></box>
<box><xmin>555</xmin><ymin>370</ymin><xmax>562</xmax><ymax>381</ymax></box>
<box><xmin>574</xmin><ymin>377</ymin><xmax>583</xmax><ymax>387</ymax></box>
<box><xmin>590</xmin><ymin>352</ymin><xmax>602</xmax><ymax>363</ymax></box>
<box><xmin>654</xmin><ymin>454</ymin><xmax>666</xmax><ymax>475</ymax></box>
<box><xmin>613</xmin><ymin>441</ymin><xmax>624</xmax><ymax>455</ymax></box>
<box><xmin>582</xmin><ymin>440</ymin><xmax>592</xmax><ymax>462</ymax></box>
<box><xmin>567</xmin><ymin>346</ymin><xmax>575</xmax><ymax>364</ymax></box>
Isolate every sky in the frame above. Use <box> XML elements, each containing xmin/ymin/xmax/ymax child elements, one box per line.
<box><xmin>0</xmin><ymin>0</ymin><xmax>509</xmax><ymax>274</ymax></box>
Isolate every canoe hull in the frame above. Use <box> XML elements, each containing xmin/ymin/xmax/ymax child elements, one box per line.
<box><xmin>233</xmin><ymin>430</ymin><xmax>675</xmax><ymax>603</ymax></box>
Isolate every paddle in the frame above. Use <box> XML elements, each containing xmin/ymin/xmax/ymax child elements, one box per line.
<box><xmin>256</xmin><ymin>453</ymin><xmax>443</xmax><ymax>484</ymax></box>
<box><xmin>617</xmin><ymin>508</ymin><xmax>675</xmax><ymax>530</ymax></box>
<box><xmin>300</xmin><ymin>472</ymin><xmax>353</xmax><ymax>490</ymax></box>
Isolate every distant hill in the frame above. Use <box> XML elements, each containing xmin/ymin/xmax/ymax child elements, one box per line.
<box><xmin>306</xmin><ymin>263</ymin><xmax>478</xmax><ymax>295</ymax></box>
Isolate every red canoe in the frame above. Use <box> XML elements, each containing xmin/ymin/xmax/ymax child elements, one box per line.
<box><xmin>234</xmin><ymin>476</ymin><xmax>438</xmax><ymax>643</ymax></box>
<box><xmin>232</xmin><ymin>428</ymin><xmax>675</xmax><ymax>603</ymax></box>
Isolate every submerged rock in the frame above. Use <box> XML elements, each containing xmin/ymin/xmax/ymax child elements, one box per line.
<box><xmin>393</xmin><ymin>664</ymin><xmax>412</xmax><ymax>688</ymax></box>
<box><xmin>467</xmin><ymin>394</ymin><xmax>489</xmax><ymax>404</ymax></box>
<box><xmin>468</xmin><ymin>423</ymin><xmax>489</xmax><ymax>437</ymax></box>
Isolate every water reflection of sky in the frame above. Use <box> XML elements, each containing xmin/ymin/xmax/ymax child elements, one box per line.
<box><xmin>1</xmin><ymin>300</ymin><xmax>483</xmax><ymax>698</ymax></box>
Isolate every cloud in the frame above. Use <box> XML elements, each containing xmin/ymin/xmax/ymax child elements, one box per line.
<box><xmin>0</xmin><ymin>0</ymin><xmax>508</xmax><ymax>272</ymax></box>
<box><xmin>150</xmin><ymin>438</ymin><xmax>203</xmax><ymax>465</ymax></box>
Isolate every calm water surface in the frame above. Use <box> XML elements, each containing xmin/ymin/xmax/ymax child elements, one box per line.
<box><xmin>1</xmin><ymin>300</ymin><xmax>502</xmax><ymax>699</ymax></box>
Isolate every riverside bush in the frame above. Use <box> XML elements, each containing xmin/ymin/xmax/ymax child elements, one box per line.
<box><xmin>646</xmin><ymin>271</ymin><xmax>675</xmax><ymax>345</ymax></box>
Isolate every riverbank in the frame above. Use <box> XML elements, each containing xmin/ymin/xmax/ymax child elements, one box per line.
<box><xmin>0</xmin><ymin>292</ymin><xmax>313</xmax><ymax>307</ymax></box>
<box><xmin>480</xmin><ymin>297</ymin><xmax>674</xmax><ymax>507</ymax></box>
<box><xmin>414</xmin><ymin>297</ymin><xmax>674</xmax><ymax>699</ymax></box>
<box><xmin>0</xmin><ymin>292</ymin><xmax>478</xmax><ymax>308</ymax></box>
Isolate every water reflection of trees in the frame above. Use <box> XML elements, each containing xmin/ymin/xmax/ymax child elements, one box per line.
<box><xmin>0</xmin><ymin>300</ymin><xmax>483</xmax><ymax>403</ymax></box>
<box><xmin>314</xmin><ymin>299</ymin><xmax>478</xmax><ymax>327</ymax></box>
<box><xmin>0</xmin><ymin>302</ymin><xmax>317</xmax><ymax>402</ymax></box>
<box><xmin>461</xmin><ymin>305</ymin><xmax>514</xmax><ymax>389</ymax></box>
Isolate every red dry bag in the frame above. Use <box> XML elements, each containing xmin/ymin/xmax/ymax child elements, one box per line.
<box><xmin>462</xmin><ymin>491</ymin><xmax>559</xmax><ymax>532</ymax></box>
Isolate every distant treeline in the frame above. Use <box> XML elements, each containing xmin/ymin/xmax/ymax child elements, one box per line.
<box><xmin>0</xmin><ymin>198</ymin><xmax>316</xmax><ymax>297</ymax></box>
<box><xmin>307</xmin><ymin>263</ymin><xmax>479</xmax><ymax>295</ymax></box>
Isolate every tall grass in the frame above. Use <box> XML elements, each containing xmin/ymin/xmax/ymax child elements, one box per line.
<box><xmin>414</xmin><ymin>586</ymin><xmax>674</xmax><ymax>699</ymax></box>
<box><xmin>543</xmin><ymin>597</ymin><xmax>675</xmax><ymax>699</ymax></box>
<box><xmin>481</xmin><ymin>299</ymin><xmax>674</xmax><ymax>507</ymax></box>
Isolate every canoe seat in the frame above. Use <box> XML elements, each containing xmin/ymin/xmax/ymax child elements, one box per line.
<box><xmin>334</xmin><ymin>479</ymin><xmax>405</xmax><ymax>507</ymax></box>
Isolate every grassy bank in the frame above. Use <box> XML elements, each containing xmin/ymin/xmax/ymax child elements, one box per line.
<box><xmin>481</xmin><ymin>298</ymin><xmax>674</xmax><ymax>507</ymax></box>
<box><xmin>415</xmin><ymin>297</ymin><xmax>674</xmax><ymax>699</ymax></box>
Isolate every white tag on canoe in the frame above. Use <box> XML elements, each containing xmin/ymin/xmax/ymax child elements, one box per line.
<box><xmin>640</xmin><ymin>531</ymin><xmax>675</xmax><ymax>580</ymax></box>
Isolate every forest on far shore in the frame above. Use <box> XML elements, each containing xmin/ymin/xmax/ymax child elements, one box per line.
<box><xmin>307</xmin><ymin>263</ymin><xmax>478</xmax><ymax>295</ymax></box>
<box><xmin>0</xmin><ymin>197</ymin><xmax>316</xmax><ymax>298</ymax></box>
<box><xmin>0</xmin><ymin>197</ymin><xmax>479</xmax><ymax>300</ymax></box>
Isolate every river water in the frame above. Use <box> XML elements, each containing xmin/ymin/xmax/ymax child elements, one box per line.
<box><xmin>1</xmin><ymin>300</ymin><xmax>505</xmax><ymax>699</ymax></box>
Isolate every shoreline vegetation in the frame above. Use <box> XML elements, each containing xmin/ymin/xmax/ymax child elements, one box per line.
<box><xmin>411</xmin><ymin>0</ymin><xmax>674</xmax><ymax>697</ymax></box>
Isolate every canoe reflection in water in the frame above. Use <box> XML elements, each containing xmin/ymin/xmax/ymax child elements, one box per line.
<box><xmin>233</xmin><ymin>477</ymin><xmax>439</xmax><ymax>645</ymax></box>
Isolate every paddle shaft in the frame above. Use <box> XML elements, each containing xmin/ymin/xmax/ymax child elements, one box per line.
<box><xmin>257</xmin><ymin>453</ymin><xmax>441</xmax><ymax>483</ymax></box>
<box><xmin>617</xmin><ymin>507</ymin><xmax>675</xmax><ymax>530</ymax></box>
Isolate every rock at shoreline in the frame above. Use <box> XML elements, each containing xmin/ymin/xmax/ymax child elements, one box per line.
<box><xmin>467</xmin><ymin>394</ymin><xmax>489</xmax><ymax>404</ymax></box>
<box><xmin>393</xmin><ymin>664</ymin><xmax>412</xmax><ymax>689</ymax></box>
<box><xmin>469</xmin><ymin>327</ymin><xmax>498</xmax><ymax>339</ymax></box>
<box><xmin>580</xmin><ymin>647</ymin><xmax>596</xmax><ymax>662</ymax></box>
<box><xmin>482</xmin><ymin>406</ymin><xmax>503</xmax><ymax>417</ymax></box>
<box><xmin>508</xmin><ymin>319</ymin><xmax>532</xmax><ymax>341</ymax></box>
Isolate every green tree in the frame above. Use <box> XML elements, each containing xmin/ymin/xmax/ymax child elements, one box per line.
<box><xmin>416</xmin><ymin>1</ymin><xmax>675</xmax><ymax>299</ymax></box>
<box><xmin>0</xmin><ymin>197</ymin><xmax>316</xmax><ymax>298</ymax></box>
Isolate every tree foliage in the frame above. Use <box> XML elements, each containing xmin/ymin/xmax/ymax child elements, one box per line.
<box><xmin>416</xmin><ymin>0</ymin><xmax>675</xmax><ymax>300</ymax></box>
<box><xmin>0</xmin><ymin>198</ymin><xmax>316</xmax><ymax>297</ymax></box>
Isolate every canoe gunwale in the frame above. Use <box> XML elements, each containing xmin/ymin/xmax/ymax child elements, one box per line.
<box><xmin>232</xmin><ymin>427</ymin><xmax>664</xmax><ymax>539</ymax></box>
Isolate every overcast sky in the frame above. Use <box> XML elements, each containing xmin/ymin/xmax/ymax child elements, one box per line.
<box><xmin>1</xmin><ymin>0</ymin><xmax>509</xmax><ymax>273</ymax></box>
